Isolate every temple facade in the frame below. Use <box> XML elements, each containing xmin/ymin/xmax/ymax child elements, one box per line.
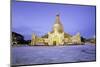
<box><xmin>31</xmin><ymin>14</ymin><xmax>81</xmax><ymax>46</ymax></box>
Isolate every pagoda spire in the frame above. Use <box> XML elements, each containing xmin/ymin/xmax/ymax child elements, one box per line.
<box><xmin>55</xmin><ymin>13</ymin><xmax>61</xmax><ymax>24</ymax></box>
<box><xmin>52</xmin><ymin>13</ymin><xmax>64</xmax><ymax>33</ymax></box>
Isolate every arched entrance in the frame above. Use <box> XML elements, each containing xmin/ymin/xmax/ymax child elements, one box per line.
<box><xmin>53</xmin><ymin>41</ymin><xmax>56</xmax><ymax>46</ymax></box>
<box><xmin>52</xmin><ymin>35</ymin><xmax>59</xmax><ymax>45</ymax></box>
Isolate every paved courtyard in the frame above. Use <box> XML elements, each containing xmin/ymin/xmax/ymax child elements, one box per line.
<box><xmin>11</xmin><ymin>44</ymin><xmax>96</xmax><ymax>66</ymax></box>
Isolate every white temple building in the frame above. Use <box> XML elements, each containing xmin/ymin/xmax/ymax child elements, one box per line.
<box><xmin>31</xmin><ymin>14</ymin><xmax>81</xmax><ymax>46</ymax></box>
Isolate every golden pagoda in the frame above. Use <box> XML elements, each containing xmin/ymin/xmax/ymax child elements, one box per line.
<box><xmin>31</xmin><ymin>14</ymin><xmax>81</xmax><ymax>46</ymax></box>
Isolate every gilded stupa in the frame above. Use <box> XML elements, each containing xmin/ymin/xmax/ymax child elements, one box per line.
<box><xmin>31</xmin><ymin>14</ymin><xmax>81</xmax><ymax>46</ymax></box>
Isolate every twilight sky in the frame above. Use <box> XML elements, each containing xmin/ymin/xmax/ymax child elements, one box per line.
<box><xmin>12</xmin><ymin>0</ymin><xmax>96</xmax><ymax>40</ymax></box>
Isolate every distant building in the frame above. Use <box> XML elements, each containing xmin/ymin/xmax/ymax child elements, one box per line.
<box><xmin>31</xmin><ymin>14</ymin><xmax>81</xmax><ymax>46</ymax></box>
<box><xmin>86</xmin><ymin>38</ymin><xmax>96</xmax><ymax>44</ymax></box>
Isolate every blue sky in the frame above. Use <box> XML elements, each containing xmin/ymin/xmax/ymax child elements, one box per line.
<box><xmin>12</xmin><ymin>1</ymin><xmax>96</xmax><ymax>40</ymax></box>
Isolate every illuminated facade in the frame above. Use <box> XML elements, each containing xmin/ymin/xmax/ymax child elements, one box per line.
<box><xmin>31</xmin><ymin>14</ymin><xmax>81</xmax><ymax>46</ymax></box>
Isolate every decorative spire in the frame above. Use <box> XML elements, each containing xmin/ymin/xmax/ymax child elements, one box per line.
<box><xmin>55</xmin><ymin>13</ymin><xmax>61</xmax><ymax>24</ymax></box>
<box><xmin>52</xmin><ymin>13</ymin><xmax>64</xmax><ymax>33</ymax></box>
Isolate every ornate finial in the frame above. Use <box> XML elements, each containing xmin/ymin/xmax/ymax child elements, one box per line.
<box><xmin>56</xmin><ymin>14</ymin><xmax>59</xmax><ymax>16</ymax></box>
<box><xmin>56</xmin><ymin>12</ymin><xmax>60</xmax><ymax>16</ymax></box>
